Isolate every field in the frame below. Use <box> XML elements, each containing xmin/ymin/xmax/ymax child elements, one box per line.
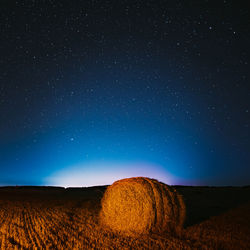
<box><xmin>0</xmin><ymin>185</ymin><xmax>250</xmax><ymax>249</ymax></box>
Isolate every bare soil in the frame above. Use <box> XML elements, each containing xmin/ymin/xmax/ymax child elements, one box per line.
<box><xmin>0</xmin><ymin>185</ymin><xmax>249</xmax><ymax>249</ymax></box>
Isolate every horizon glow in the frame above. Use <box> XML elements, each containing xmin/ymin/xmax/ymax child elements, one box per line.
<box><xmin>44</xmin><ymin>161</ymin><xmax>179</xmax><ymax>187</ymax></box>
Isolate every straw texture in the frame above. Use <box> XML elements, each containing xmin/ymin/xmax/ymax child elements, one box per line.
<box><xmin>99</xmin><ymin>177</ymin><xmax>185</xmax><ymax>235</ymax></box>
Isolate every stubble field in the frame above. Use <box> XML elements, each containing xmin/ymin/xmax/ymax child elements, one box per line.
<box><xmin>0</xmin><ymin>185</ymin><xmax>250</xmax><ymax>249</ymax></box>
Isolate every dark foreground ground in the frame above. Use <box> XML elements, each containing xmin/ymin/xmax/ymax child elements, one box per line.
<box><xmin>0</xmin><ymin>185</ymin><xmax>250</xmax><ymax>249</ymax></box>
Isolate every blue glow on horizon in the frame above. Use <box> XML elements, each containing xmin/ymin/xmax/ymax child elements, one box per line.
<box><xmin>43</xmin><ymin>160</ymin><xmax>180</xmax><ymax>187</ymax></box>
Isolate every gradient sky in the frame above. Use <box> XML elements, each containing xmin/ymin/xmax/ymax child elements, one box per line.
<box><xmin>0</xmin><ymin>0</ymin><xmax>249</xmax><ymax>187</ymax></box>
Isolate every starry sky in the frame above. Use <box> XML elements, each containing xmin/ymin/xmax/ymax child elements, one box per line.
<box><xmin>0</xmin><ymin>0</ymin><xmax>249</xmax><ymax>187</ymax></box>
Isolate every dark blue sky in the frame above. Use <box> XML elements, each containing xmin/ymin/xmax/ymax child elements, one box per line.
<box><xmin>0</xmin><ymin>0</ymin><xmax>249</xmax><ymax>186</ymax></box>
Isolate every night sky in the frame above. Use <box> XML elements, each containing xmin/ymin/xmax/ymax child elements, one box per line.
<box><xmin>0</xmin><ymin>1</ymin><xmax>249</xmax><ymax>187</ymax></box>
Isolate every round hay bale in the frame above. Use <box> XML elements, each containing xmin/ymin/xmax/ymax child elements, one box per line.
<box><xmin>99</xmin><ymin>177</ymin><xmax>185</xmax><ymax>235</ymax></box>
